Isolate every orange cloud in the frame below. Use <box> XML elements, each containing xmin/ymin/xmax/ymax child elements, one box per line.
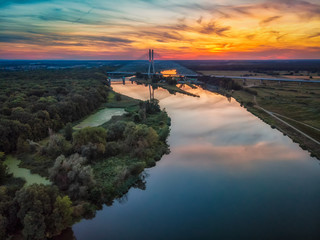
<box><xmin>0</xmin><ymin>0</ymin><xmax>319</xmax><ymax>59</ymax></box>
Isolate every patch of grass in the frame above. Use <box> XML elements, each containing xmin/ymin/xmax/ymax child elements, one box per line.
<box><xmin>92</xmin><ymin>155</ymin><xmax>146</xmax><ymax>201</ymax></box>
<box><xmin>276</xmin><ymin>116</ymin><xmax>320</xmax><ymax>142</ymax></box>
<box><xmin>230</xmin><ymin>81</ymin><xmax>320</xmax><ymax>159</ymax></box>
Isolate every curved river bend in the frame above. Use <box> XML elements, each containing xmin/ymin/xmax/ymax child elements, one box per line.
<box><xmin>72</xmin><ymin>83</ymin><xmax>320</xmax><ymax>240</ymax></box>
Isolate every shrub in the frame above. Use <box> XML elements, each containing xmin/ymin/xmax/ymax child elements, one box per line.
<box><xmin>73</xmin><ymin>127</ymin><xmax>107</xmax><ymax>155</ymax></box>
<box><xmin>145</xmin><ymin>99</ymin><xmax>160</xmax><ymax>114</ymax></box>
<box><xmin>42</xmin><ymin>133</ymin><xmax>72</xmax><ymax>158</ymax></box>
<box><xmin>244</xmin><ymin>88</ymin><xmax>258</xmax><ymax>95</ymax></box>
<box><xmin>245</xmin><ymin>101</ymin><xmax>254</xmax><ymax>107</ymax></box>
<box><xmin>124</xmin><ymin>123</ymin><xmax>159</xmax><ymax>159</ymax></box>
<box><xmin>49</xmin><ymin>154</ymin><xmax>95</xmax><ymax>200</ymax></box>
<box><xmin>115</xmin><ymin>94</ymin><xmax>122</xmax><ymax>101</ymax></box>
<box><xmin>158</xmin><ymin>126</ymin><xmax>170</xmax><ymax>142</ymax></box>
<box><xmin>106</xmin><ymin>121</ymin><xmax>127</xmax><ymax>141</ymax></box>
<box><xmin>64</xmin><ymin>123</ymin><xmax>73</xmax><ymax>141</ymax></box>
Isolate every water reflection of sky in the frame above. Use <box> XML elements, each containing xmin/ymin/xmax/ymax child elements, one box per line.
<box><xmin>113</xmin><ymin>83</ymin><xmax>304</xmax><ymax>156</ymax></box>
<box><xmin>73</xmin><ymin>83</ymin><xmax>320</xmax><ymax>240</ymax></box>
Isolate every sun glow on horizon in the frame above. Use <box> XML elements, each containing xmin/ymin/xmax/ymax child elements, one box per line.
<box><xmin>161</xmin><ymin>69</ymin><xmax>178</xmax><ymax>77</ymax></box>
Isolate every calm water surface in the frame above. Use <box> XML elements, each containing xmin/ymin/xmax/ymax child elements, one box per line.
<box><xmin>73</xmin><ymin>108</ymin><xmax>125</xmax><ymax>130</ymax></box>
<box><xmin>73</xmin><ymin>83</ymin><xmax>320</xmax><ymax>240</ymax></box>
<box><xmin>4</xmin><ymin>156</ymin><xmax>51</xmax><ymax>186</ymax></box>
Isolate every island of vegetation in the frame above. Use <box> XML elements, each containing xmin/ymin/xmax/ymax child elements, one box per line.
<box><xmin>0</xmin><ymin>68</ymin><xmax>170</xmax><ymax>239</ymax></box>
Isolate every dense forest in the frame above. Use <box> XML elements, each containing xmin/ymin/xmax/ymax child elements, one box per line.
<box><xmin>0</xmin><ymin>68</ymin><xmax>170</xmax><ymax>239</ymax></box>
<box><xmin>0</xmin><ymin>68</ymin><xmax>114</xmax><ymax>153</ymax></box>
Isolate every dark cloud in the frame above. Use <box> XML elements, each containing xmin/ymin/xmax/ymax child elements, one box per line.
<box><xmin>173</xmin><ymin>3</ymin><xmax>217</xmax><ymax>11</ymax></box>
<box><xmin>156</xmin><ymin>22</ymin><xmax>190</xmax><ymax>31</ymax></box>
<box><xmin>276</xmin><ymin>33</ymin><xmax>288</xmax><ymax>41</ymax></box>
<box><xmin>197</xmin><ymin>16</ymin><xmax>203</xmax><ymax>24</ymax></box>
<box><xmin>199</xmin><ymin>21</ymin><xmax>231</xmax><ymax>36</ymax></box>
<box><xmin>86</xmin><ymin>36</ymin><xmax>133</xmax><ymax>43</ymax></box>
<box><xmin>260</xmin><ymin>16</ymin><xmax>281</xmax><ymax>25</ymax></box>
<box><xmin>126</xmin><ymin>30</ymin><xmax>183</xmax><ymax>42</ymax></box>
<box><xmin>262</xmin><ymin>0</ymin><xmax>320</xmax><ymax>19</ymax></box>
<box><xmin>0</xmin><ymin>32</ymin><xmax>133</xmax><ymax>46</ymax></box>
<box><xmin>36</xmin><ymin>7</ymin><xmax>106</xmax><ymax>25</ymax></box>
<box><xmin>246</xmin><ymin>34</ymin><xmax>256</xmax><ymax>40</ymax></box>
<box><xmin>307</xmin><ymin>32</ymin><xmax>320</xmax><ymax>38</ymax></box>
<box><xmin>231</xmin><ymin>6</ymin><xmax>253</xmax><ymax>16</ymax></box>
<box><xmin>0</xmin><ymin>34</ymin><xmax>30</xmax><ymax>42</ymax></box>
<box><xmin>0</xmin><ymin>0</ymin><xmax>50</xmax><ymax>7</ymax></box>
<box><xmin>216</xmin><ymin>10</ymin><xmax>231</xmax><ymax>19</ymax></box>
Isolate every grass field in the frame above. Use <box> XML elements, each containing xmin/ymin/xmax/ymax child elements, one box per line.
<box><xmin>199</xmin><ymin>70</ymin><xmax>320</xmax><ymax>80</ymax></box>
<box><xmin>230</xmin><ymin>80</ymin><xmax>320</xmax><ymax>159</ymax></box>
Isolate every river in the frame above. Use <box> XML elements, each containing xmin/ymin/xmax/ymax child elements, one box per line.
<box><xmin>72</xmin><ymin>83</ymin><xmax>320</xmax><ymax>239</ymax></box>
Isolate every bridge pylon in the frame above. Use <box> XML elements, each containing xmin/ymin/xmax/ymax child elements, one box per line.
<box><xmin>148</xmin><ymin>49</ymin><xmax>155</xmax><ymax>78</ymax></box>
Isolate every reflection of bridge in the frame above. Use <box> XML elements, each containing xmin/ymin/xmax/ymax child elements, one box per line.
<box><xmin>108</xmin><ymin>71</ymin><xmax>199</xmax><ymax>77</ymax></box>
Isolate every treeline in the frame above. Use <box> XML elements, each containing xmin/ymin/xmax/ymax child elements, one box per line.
<box><xmin>0</xmin><ymin>68</ymin><xmax>110</xmax><ymax>153</ymax></box>
<box><xmin>198</xmin><ymin>75</ymin><xmax>243</xmax><ymax>90</ymax></box>
<box><xmin>0</xmin><ymin>183</ymin><xmax>73</xmax><ymax>240</ymax></box>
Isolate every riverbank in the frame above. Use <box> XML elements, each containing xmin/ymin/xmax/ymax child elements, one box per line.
<box><xmin>0</xmin><ymin>86</ymin><xmax>171</xmax><ymax>239</ymax></box>
<box><xmin>225</xmin><ymin>81</ymin><xmax>320</xmax><ymax>159</ymax></box>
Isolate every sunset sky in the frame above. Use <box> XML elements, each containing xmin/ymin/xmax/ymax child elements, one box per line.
<box><xmin>0</xmin><ymin>0</ymin><xmax>320</xmax><ymax>60</ymax></box>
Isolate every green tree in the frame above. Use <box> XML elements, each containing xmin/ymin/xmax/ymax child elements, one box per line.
<box><xmin>0</xmin><ymin>163</ymin><xmax>7</xmax><ymax>184</ymax></box>
<box><xmin>49</xmin><ymin>154</ymin><xmax>95</xmax><ymax>200</ymax></box>
<box><xmin>0</xmin><ymin>153</ymin><xmax>7</xmax><ymax>184</ymax></box>
<box><xmin>43</xmin><ymin>133</ymin><xmax>71</xmax><ymax>158</ymax></box>
<box><xmin>0</xmin><ymin>214</ymin><xmax>8</xmax><ymax>240</ymax></box>
<box><xmin>64</xmin><ymin>123</ymin><xmax>73</xmax><ymax>141</ymax></box>
<box><xmin>22</xmin><ymin>211</ymin><xmax>46</xmax><ymax>240</ymax></box>
<box><xmin>107</xmin><ymin>121</ymin><xmax>127</xmax><ymax>141</ymax></box>
<box><xmin>73</xmin><ymin>127</ymin><xmax>107</xmax><ymax>155</ymax></box>
<box><xmin>158</xmin><ymin>126</ymin><xmax>170</xmax><ymax>142</ymax></box>
<box><xmin>124</xmin><ymin>122</ymin><xmax>158</xmax><ymax>159</ymax></box>
<box><xmin>16</xmin><ymin>136</ymin><xmax>29</xmax><ymax>153</ymax></box>
<box><xmin>50</xmin><ymin>196</ymin><xmax>73</xmax><ymax>235</ymax></box>
<box><xmin>15</xmin><ymin>184</ymin><xmax>74</xmax><ymax>239</ymax></box>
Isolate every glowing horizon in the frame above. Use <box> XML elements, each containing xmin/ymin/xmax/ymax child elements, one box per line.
<box><xmin>0</xmin><ymin>0</ymin><xmax>320</xmax><ymax>60</ymax></box>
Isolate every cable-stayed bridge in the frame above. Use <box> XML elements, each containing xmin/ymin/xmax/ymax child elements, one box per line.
<box><xmin>108</xmin><ymin>49</ymin><xmax>320</xmax><ymax>83</ymax></box>
<box><xmin>107</xmin><ymin>49</ymin><xmax>198</xmax><ymax>77</ymax></box>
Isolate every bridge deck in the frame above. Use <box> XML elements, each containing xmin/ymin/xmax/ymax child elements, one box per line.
<box><xmin>107</xmin><ymin>72</ymin><xmax>199</xmax><ymax>77</ymax></box>
<box><xmin>107</xmin><ymin>71</ymin><xmax>320</xmax><ymax>83</ymax></box>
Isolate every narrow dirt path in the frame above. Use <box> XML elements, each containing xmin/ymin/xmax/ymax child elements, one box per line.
<box><xmin>253</xmin><ymin>96</ymin><xmax>320</xmax><ymax>145</ymax></box>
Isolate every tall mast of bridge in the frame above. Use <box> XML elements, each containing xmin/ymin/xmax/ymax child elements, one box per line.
<box><xmin>148</xmin><ymin>49</ymin><xmax>155</xmax><ymax>78</ymax></box>
<box><xmin>152</xmin><ymin>49</ymin><xmax>155</xmax><ymax>74</ymax></box>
